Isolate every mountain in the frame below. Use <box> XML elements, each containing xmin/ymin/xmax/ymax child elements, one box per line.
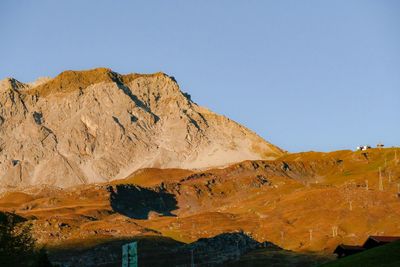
<box><xmin>0</xmin><ymin>68</ymin><xmax>283</xmax><ymax>189</ymax></box>
<box><xmin>0</xmin><ymin>148</ymin><xmax>398</xmax><ymax>266</ymax></box>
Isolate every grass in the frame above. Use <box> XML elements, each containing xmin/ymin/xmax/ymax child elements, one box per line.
<box><xmin>223</xmin><ymin>248</ymin><xmax>334</xmax><ymax>267</ymax></box>
<box><xmin>320</xmin><ymin>241</ymin><xmax>400</xmax><ymax>267</ymax></box>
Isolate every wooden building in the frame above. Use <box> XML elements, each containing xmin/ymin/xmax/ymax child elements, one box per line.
<box><xmin>362</xmin><ymin>236</ymin><xmax>400</xmax><ymax>249</ymax></box>
<box><xmin>334</xmin><ymin>236</ymin><xmax>400</xmax><ymax>258</ymax></box>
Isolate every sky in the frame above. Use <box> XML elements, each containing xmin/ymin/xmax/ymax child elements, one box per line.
<box><xmin>0</xmin><ymin>0</ymin><xmax>399</xmax><ymax>152</ymax></box>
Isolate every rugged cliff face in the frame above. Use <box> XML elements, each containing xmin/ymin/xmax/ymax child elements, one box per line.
<box><xmin>0</xmin><ymin>68</ymin><xmax>283</xmax><ymax>189</ymax></box>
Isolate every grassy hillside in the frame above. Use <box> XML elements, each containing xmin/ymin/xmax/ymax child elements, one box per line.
<box><xmin>1</xmin><ymin>148</ymin><xmax>399</xmax><ymax>266</ymax></box>
<box><xmin>224</xmin><ymin>248</ymin><xmax>334</xmax><ymax>267</ymax></box>
<box><xmin>320</xmin><ymin>241</ymin><xmax>400</xmax><ymax>267</ymax></box>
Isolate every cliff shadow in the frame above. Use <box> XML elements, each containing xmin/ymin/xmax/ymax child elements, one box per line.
<box><xmin>47</xmin><ymin>231</ymin><xmax>332</xmax><ymax>267</ymax></box>
<box><xmin>108</xmin><ymin>184</ymin><xmax>178</xmax><ymax>219</ymax></box>
<box><xmin>48</xmin><ymin>232</ymin><xmax>264</xmax><ymax>267</ymax></box>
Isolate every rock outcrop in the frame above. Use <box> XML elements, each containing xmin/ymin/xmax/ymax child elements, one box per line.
<box><xmin>0</xmin><ymin>68</ymin><xmax>283</xmax><ymax>189</ymax></box>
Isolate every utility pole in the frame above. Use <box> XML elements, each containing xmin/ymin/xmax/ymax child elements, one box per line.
<box><xmin>190</xmin><ymin>249</ymin><xmax>194</xmax><ymax>267</ymax></box>
<box><xmin>309</xmin><ymin>229</ymin><xmax>313</xmax><ymax>242</ymax></box>
<box><xmin>379</xmin><ymin>167</ymin><xmax>384</xmax><ymax>191</ymax></box>
<box><xmin>332</xmin><ymin>226</ymin><xmax>338</xmax><ymax>237</ymax></box>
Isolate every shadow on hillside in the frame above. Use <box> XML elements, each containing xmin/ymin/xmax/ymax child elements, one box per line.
<box><xmin>48</xmin><ymin>235</ymin><xmax>184</xmax><ymax>267</ymax></box>
<box><xmin>108</xmin><ymin>185</ymin><xmax>178</xmax><ymax>219</ymax></box>
<box><xmin>48</xmin><ymin>232</ymin><xmax>271</xmax><ymax>267</ymax></box>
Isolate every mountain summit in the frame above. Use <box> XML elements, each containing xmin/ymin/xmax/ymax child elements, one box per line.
<box><xmin>0</xmin><ymin>68</ymin><xmax>283</xmax><ymax>189</ymax></box>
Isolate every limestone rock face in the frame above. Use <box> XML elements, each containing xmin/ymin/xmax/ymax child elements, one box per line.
<box><xmin>0</xmin><ymin>68</ymin><xmax>283</xmax><ymax>189</ymax></box>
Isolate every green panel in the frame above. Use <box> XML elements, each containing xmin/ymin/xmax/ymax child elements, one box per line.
<box><xmin>122</xmin><ymin>242</ymin><xmax>138</xmax><ymax>267</ymax></box>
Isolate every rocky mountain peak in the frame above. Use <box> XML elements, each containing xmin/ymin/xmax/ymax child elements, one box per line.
<box><xmin>0</xmin><ymin>68</ymin><xmax>284</xmax><ymax>190</ymax></box>
<box><xmin>24</xmin><ymin>68</ymin><xmax>180</xmax><ymax>98</ymax></box>
<box><xmin>1</xmin><ymin>68</ymin><xmax>182</xmax><ymax>99</ymax></box>
<box><xmin>0</xmin><ymin>77</ymin><xmax>27</xmax><ymax>92</ymax></box>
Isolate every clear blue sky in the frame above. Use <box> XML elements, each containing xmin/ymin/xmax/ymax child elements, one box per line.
<box><xmin>0</xmin><ymin>1</ymin><xmax>399</xmax><ymax>152</ymax></box>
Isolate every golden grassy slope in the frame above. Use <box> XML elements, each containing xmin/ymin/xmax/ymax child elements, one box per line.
<box><xmin>24</xmin><ymin>67</ymin><xmax>168</xmax><ymax>96</ymax></box>
<box><xmin>0</xmin><ymin>148</ymin><xmax>399</xmax><ymax>254</ymax></box>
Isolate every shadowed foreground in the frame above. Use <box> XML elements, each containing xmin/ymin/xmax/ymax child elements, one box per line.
<box><xmin>49</xmin><ymin>232</ymin><xmax>260</xmax><ymax>266</ymax></box>
<box><xmin>47</xmin><ymin>232</ymin><xmax>333</xmax><ymax>267</ymax></box>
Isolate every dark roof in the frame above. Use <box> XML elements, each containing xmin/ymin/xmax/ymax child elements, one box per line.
<box><xmin>334</xmin><ymin>244</ymin><xmax>364</xmax><ymax>251</ymax></box>
<box><xmin>340</xmin><ymin>245</ymin><xmax>364</xmax><ymax>250</ymax></box>
<box><xmin>365</xmin><ymin>236</ymin><xmax>400</xmax><ymax>244</ymax></box>
<box><xmin>334</xmin><ymin>244</ymin><xmax>365</xmax><ymax>257</ymax></box>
